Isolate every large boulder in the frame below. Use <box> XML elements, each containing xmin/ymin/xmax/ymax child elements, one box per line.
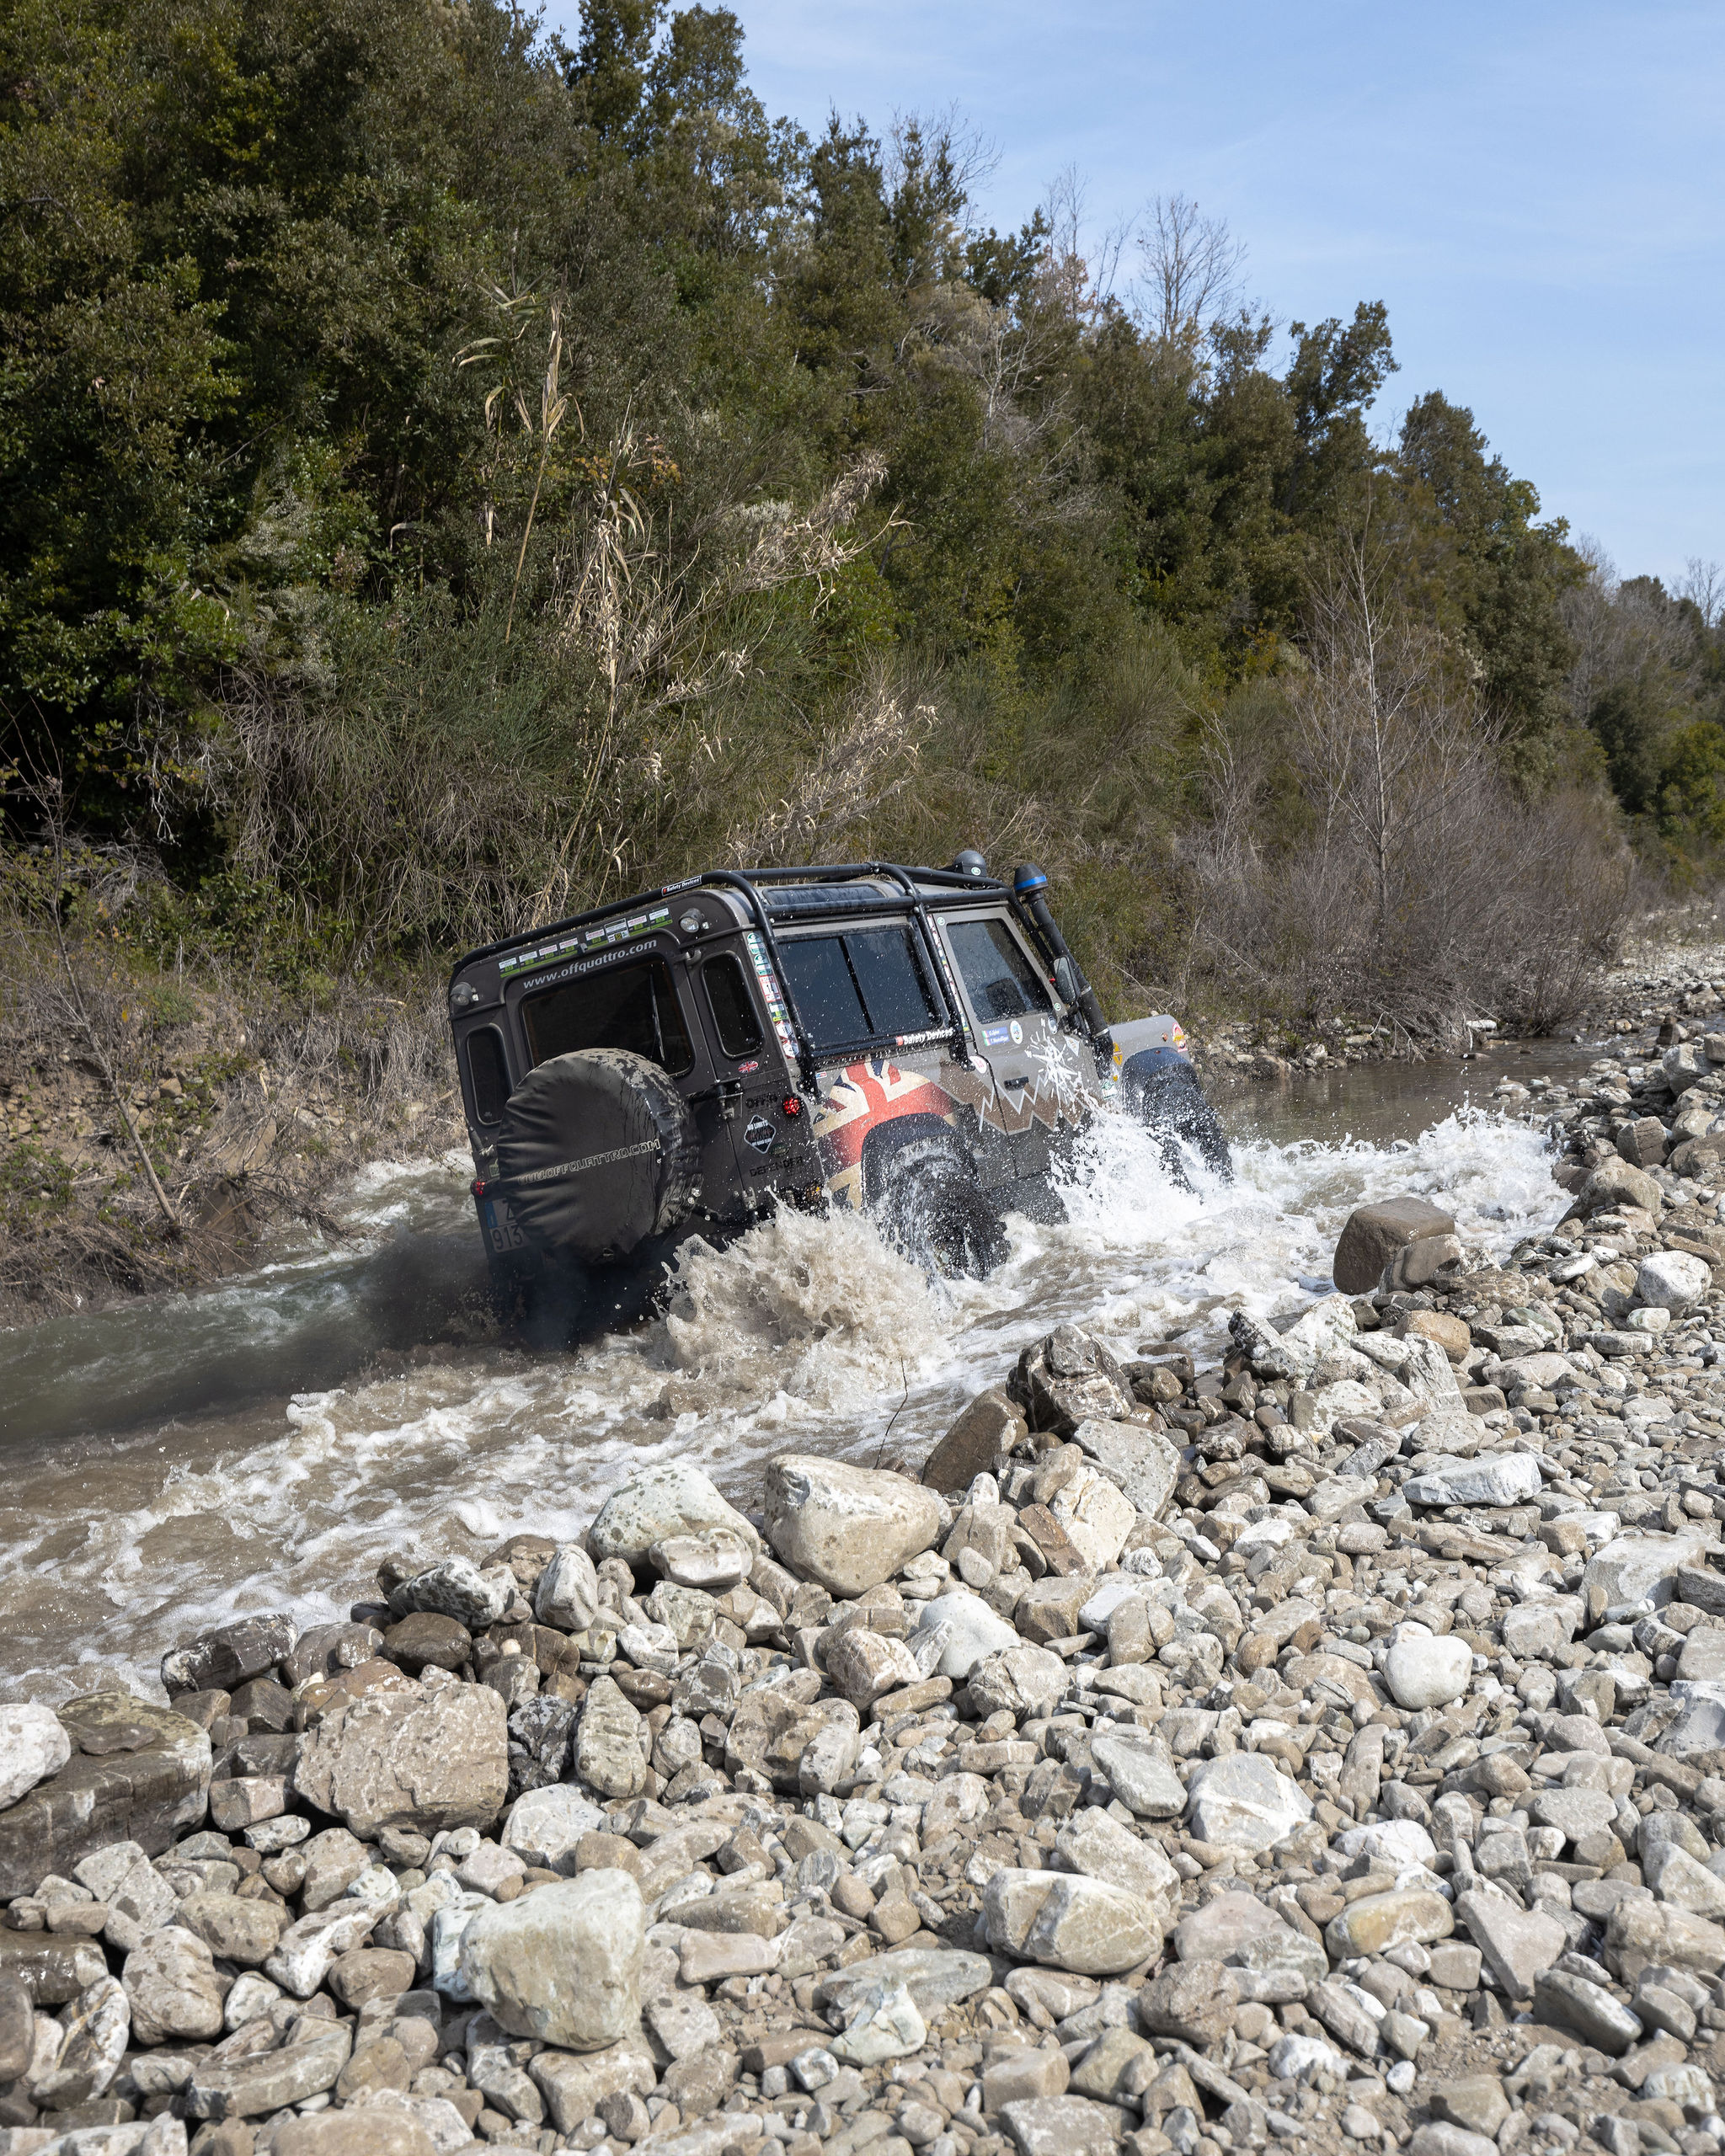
<box><xmin>764</xmin><ymin>1456</ymin><xmax>942</xmax><ymax>1596</ymax></box>
<box><xmin>1068</xmin><ymin>1420</ymin><xmax>1181</xmax><ymax>1519</ymax></box>
<box><xmin>461</xmin><ymin>1870</ymin><xmax>644</xmax><ymax>2052</ymax></box>
<box><xmin>123</xmin><ymin>1928</ymin><xmax>228</xmax><ymax>2046</ymax></box>
<box><xmin>1583</xmin><ymin>1527</ymin><xmax>1720</xmax><ymax>1613</ymax></box>
<box><xmin>590</xmin><ymin>1464</ymin><xmax>758</xmax><ymax>1569</ymax></box>
<box><xmin>294</xmin><ymin>1681</ymin><xmax>507</xmax><ymax>1837</ymax></box>
<box><xmin>1332</xmin><ymin>1197</ymin><xmax>1456</xmax><ymax>1296</ymax></box>
<box><xmin>1008</xmin><ymin>1328</ymin><xmax>1134</xmax><ymax>1436</ymax></box>
<box><xmin>0</xmin><ymin>1691</ymin><xmax>211</xmax><ymax>1898</ymax></box>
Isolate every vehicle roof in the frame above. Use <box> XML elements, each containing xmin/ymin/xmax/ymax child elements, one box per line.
<box><xmin>451</xmin><ymin>862</ymin><xmax>1017</xmax><ymax>976</ymax></box>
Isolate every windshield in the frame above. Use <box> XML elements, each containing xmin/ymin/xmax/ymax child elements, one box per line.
<box><xmin>521</xmin><ymin>954</ymin><xmax>695</xmax><ymax>1076</ymax></box>
<box><xmin>778</xmin><ymin>926</ymin><xmax>940</xmax><ymax>1048</ymax></box>
<box><xmin>946</xmin><ymin>917</ymin><xmax>1052</xmax><ymax>1022</ymax></box>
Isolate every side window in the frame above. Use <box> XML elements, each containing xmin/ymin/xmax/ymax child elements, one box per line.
<box><xmin>465</xmin><ymin>1027</ymin><xmax>511</xmax><ymax>1125</ymax></box>
<box><xmin>779</xmin><ymin>926</ymin><xmax>939</xmax><ymax>1049</ymax></box>
<box><xmin>946</xmin><ymin>918</ymin><xmax>1052</xmax><ymax>1022</ymax></box>
<box><xmin>704</xmin><ymin>953</ymin><xmax>763</xmax><ymax>1060</ymax></box>
<box><xmin>521</xmin><ymin>955</ymin><xmax>695</xmax><ymax>1076</ymax></box>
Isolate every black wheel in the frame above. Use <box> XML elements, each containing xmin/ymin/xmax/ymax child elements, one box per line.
<box><xmin>1127</xmin><ymin>1063</ymin><xmax>1232</xmax><ymax>1183</ymax></box>
<box><xmin>877</xmin><ymin>1163</ymin><xmax>1010</xmax><ymax>1278</ymax></box>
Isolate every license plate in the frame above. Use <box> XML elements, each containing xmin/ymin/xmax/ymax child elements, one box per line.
<box><xmin>482</xmin><ymin>1197</ymin><xmax>525</xmax><ymax>1252</ymax></box>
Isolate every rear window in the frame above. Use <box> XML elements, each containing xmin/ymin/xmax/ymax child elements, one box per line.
<box><xmin>703</xmin><ymin>953</ymin><xmax>763</xmax><ymax>1060</ymax></box>
<box><xmin>779</xmin><ymin>926</ymin><xmax>940</xmax><ymax>1049</ymax></box>
<box><xmin>947</xmin><ymin>918</ymin><xmax>1052</xmax><ymax>1022</ymax></box>
<box><xmin>521</xmin><ymin>954</ymin><xmax>695</xmax><ymax>1077</ymax></box>
<box><xmin>464</xmin><ymin>1027</ymin><xmax>511</xmax><ymax>1125</ymax></box>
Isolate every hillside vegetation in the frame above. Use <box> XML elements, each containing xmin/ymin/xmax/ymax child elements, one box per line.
<box><xmin>2</xmin><ymin>0</ymin><xmax>1724</xmax><ymax>1309</ymax></box>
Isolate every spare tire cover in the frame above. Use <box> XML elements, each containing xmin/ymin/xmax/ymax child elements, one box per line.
<box><xmin>494</xmin><ymin>1049</ymin><xmax>699</xmax><ymax>1262</ymax></box>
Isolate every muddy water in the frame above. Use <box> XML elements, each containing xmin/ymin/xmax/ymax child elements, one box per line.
<box><xmin>0</xmin><ymin>1050</ymin><xmax>1592</xmax><ymax>1703</ymax></box>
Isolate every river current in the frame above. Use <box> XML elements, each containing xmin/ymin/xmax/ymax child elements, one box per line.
<box><xmin>0</xmin><ymin>1049</ymin><xmax>1592</xmax><ymax>1703</ymax></box>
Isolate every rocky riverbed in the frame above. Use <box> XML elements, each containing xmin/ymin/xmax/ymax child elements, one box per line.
<box><xmin>7</xmin><ymin>1103</ymin><xmax>1725</xmax><ymax>2156</ymax></box>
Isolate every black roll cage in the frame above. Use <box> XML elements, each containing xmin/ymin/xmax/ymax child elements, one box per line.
<box><xmin>452</xmin><ymin>862</ymin><xmax>1067</xmax><ymax>1092</ymax></box>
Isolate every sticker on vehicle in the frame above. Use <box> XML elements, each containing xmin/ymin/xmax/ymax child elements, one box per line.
<box><xmin>744</xmin><ymin>1114</ymin><xmax>777</xmax><ymax>1155</ymax></box>
<box><xmin>982</xmin><ymin>1022</ymin><xmax>1012</xmax><ymax>1046</ymax></box>
<box><xmin>1009</xmin><ymin>1019</ymin><xmax>1023</xmax><ymax>1044</ymax></box>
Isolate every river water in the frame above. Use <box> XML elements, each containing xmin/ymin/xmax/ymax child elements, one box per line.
<box><xmin>0</xmin><ymin>1045</ymin><xmax>1596</xmax><ymax>1704</ymax></box>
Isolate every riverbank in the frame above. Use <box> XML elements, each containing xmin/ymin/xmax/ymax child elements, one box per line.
<box><xmin>3</xmin><ymin>1131</ymin><xmax>1725</xmax><ymax>2155</ymax></box>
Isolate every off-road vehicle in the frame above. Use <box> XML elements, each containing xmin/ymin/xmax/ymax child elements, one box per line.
<box><xmin>446</xmin><ymin>856</ymin><xmax>1229</xmax><ymax>1298</ymax></box>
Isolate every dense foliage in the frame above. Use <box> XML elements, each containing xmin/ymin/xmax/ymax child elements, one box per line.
<box><xmin>3</xmin><ymin>0</ymin><xmax>1719</xmax><ymax>1027</ymax></box>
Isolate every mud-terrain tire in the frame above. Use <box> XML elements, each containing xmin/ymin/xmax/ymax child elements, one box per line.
<box><xmin>878</xmin><ymin>1161</ymin><xmax>1010</xmax><ymax>1278</ymax></box>
<box><xmin>1126</xmin><ymin>1059</ymin><xmax>1232</xmax><ymax>1182</ymax></box>
<box><xmin>494</xmin><ymin>1049</ymin><xmax>699</xmax><ymax>1262</ymax></box>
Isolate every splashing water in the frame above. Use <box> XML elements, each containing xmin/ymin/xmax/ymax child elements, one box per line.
<box><xmin>0</xmin><ymin>1091</ymin><xmax>1563</xmax><ymax>1701</ymax></box>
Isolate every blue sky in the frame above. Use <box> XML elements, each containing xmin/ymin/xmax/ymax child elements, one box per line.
<box><xmin>564</xmin><ymin>0</ymin><xmax>1725</xmax><ymax>589</ymax></box>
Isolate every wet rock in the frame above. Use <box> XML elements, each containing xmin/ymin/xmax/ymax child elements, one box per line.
<box><xmin>0</xmin><ymin>1692</ymin><xmax>211</xmax><ymax>1899</ymax></box>
<box><xmin>763</xmin><ymin>1455</ymin><xmax>942</xmax><ymax>1596</ymax></box>
<box><xmin>0</xmin><ymin>1703</ymin><xmax>70</xmax><ymax>1809</ymax></box>
<box><xmin>921</xmin><ymin>1388</ymin><xmax>1026</xmax><ymax>1492</ymax></box>
<box><xmin>294</xmin><ymin>1680</ymin><xmax>507</xmax><ymax>1836</ymax></box>
<box><xmin>122</xmin><ymin>1929</ymin><xmax>228</xmax><ymax>2045</ymax></box>
<box><xmin>1333</xmin><ymin>1197</ymin><xmax>1456</xmax><ymax>1296</ymax></box>
<box><xmin>461</xmin><ymin>1869</ymin><xmax>643</xmax><ymax>2052</ymax></box>
<box><xmin>382</xmin><ymin>1614</ymin><xmax>471</xmax><ymax>1673</ymax></box>
<box><xmin>1010</xmin><ymin>1326</ymin><xmax>1135</xmax><ymax>1435</ymax></box>
<box><xmin>590</xmin><ymin>1462</ymin><xmax>759</xmax><ymax>1569</ymax></box>
<box><xmin>387</xmin><ymin>1556</ymin><xmax>511</xmax><ymax>1630</ymax></box>
<box><xmin>1384</xmin><ymin>1628</ymin><xmax>1474</xmax><ymax>1710</ymax></box>
<box><xmin>1184</xmin><ymin>1752</ymin><xmax>1312</xmax><ymax>1853</ymax></box>
<box><xmin>162</xmin><ymin>1613</ymin><xmax>296</xmax><ymax>1695</ymax></box>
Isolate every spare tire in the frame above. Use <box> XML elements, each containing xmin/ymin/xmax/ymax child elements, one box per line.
<box><xmin>494</xmin><ymin>1049</ymin><xmax>699</xmax><ymax>1262</ymax></box>
<box><xmin>1122</xmin><ymin>1051</ymin><xmax>1232</xmax><ymax>1182</ymax></box>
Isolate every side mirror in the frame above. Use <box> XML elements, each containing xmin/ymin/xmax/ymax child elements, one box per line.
<box><xmin>1053</xmin><ymin>956</ymin><xmax>1081</xmax><ymax>1004</ymax></box>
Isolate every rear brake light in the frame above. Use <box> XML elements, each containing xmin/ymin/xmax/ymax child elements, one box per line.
<box><xmin>782</xmin><ymin>1097</ymin><xmax>802</xmax><ymax>1118</ymax></box>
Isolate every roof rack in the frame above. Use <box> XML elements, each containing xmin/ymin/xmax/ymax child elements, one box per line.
<box><xmin>454</xmin><ymin>860</ymin><xmax>999</xmax><ymax>1088</ymax></box>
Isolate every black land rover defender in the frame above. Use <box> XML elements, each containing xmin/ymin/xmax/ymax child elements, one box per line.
<box><xmin>446</xmin><ymin>857</ymin><xmax>1228</xmax><ymax>1297</ymax></box>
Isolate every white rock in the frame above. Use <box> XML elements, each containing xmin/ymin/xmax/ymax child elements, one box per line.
<box><xmin>1048</xmin><ymin>1464</ymin><xmax>1135</xmax><ymax>1570</ymax></box>
<box><xmin>1638</xmin><ymin>1251</ymin><xmax>1712</xmax><ymax>1313</ymax></box>
<box><xmin>829</xmin><ymin>1977</ymin><xmax>927</xmax><ymax>2064</ymax></box>
<box><xmin>649</xmin><ymin>1533</ymin><xmax>752</xmax><ymax>1588</ymax></box>
<box><xmin>533</xmin><ymin>1545</ymin><xmax>600</xmax><ymax>1632</ymax></box>
<box><xmin>1399</xmin><ymin>1334</ymin><xmax>1463</xmax><ymax>1404</ymax></box>
<box><xmin>0</xmin><ymin>1702</ymin><xmax>70</xmax><ymax>1808</ymax></box>
<box><xmin>967</xmin><ymin>1644</ymin><xmax>1070</xmax><ymax>1721</ymax></box>
<box><xmin>1023</xmin><ymin>1873</ymin><xmax>1162</xmax><ymax>1976</ymax></box>
<box><xmin>591</xmin><ymin>1463</ymin><xmax>758</xmax><ymax>1568</ymax></box>
<box><xmin>914</xmin><ymin>1592</ymin><xmax>1018</xmax><ymax>1679</ymax></box>
<box><xmin>1402</xmin><ymin>1451</ymin><xmax>1542</xmax><ymax>1508</ymax></box>
<box><xmin>1335</xmin><ymin>1821</ymin><xmax>1438</xmax><ymax>1870</ymax></box>
<box><xmin>1268</xmin><ymin>2032</ymin><xmax>1345</xmax><ymax>2084</ymax></box>
<box><xmin>1078</xmin><ymin>1576</ymin><xmax>1146</xmax><ymax>1633</ymax></box>
<box><xmin>461</xmin><ymin>1870</ymin><xmax>644</xmax><ymax>2052</ymax></box>
<box><xmin>503</xmin><ymin>1785</ymin><xmax>606</xmax><ymax>1871</ymax></box>
<box><xmin>1278</xmin><ymin>1295</ymin><xmax>1358</xmax><ymax>1380</ymax></box>
<box><xmin>1185</xmin><ymin>1753</ymin><xmax>1312</xmax><ymax>1853</ymax></box>
<box><xmin>1584</xmin><ymin>1527</ymin><xmax>1720</xmax><ymax>1612</ymax></box>
<box><xmin>764</xmin><ymin>1455</ymin><xmax>942</xmax><ymax>1596</ymax></box>
<box><xmin>1384</xmin><ymin>1627</ymin><xmax>1473</xmax><ymax>1710</ymax></box>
